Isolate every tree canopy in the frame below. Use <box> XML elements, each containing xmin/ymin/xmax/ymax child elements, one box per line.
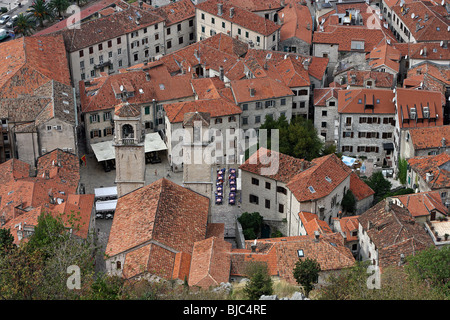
<box><xmin>292</xmin><ymin>257</ymin><xmax>321</xmax><ymax>296</ymax></box>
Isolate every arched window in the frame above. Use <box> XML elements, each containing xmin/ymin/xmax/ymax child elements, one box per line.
<box><xmin>116</xmin><ymin>261</ymin><xmax>122</xmax><ymax>269</ymax></box>
<box><xmin>122</xmin><ymin>124</ymin><xmax>134</xmax><ymax>139</ymax></box>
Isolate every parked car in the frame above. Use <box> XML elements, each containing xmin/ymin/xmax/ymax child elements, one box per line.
<box><xmin>0</xmin><ymin>15</ymin><xmax>10</xmax><ymax>24</ymax></box>
<box><xmin>5</xmin><ymin>21</ymin><xmax>13</xmax><ymax>28</ymax></box>
<box><xmin>0</xmin><ymin>29</ymin><xmax>9</xmax><ymax>41</ymax></box>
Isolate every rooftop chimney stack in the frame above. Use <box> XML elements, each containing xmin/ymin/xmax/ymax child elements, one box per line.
<box><xmin>219</xmin><ymin>65</ymin><xmax>224</xmax><ymax>81</ymax></box>
<box><xmin>251</xmin><ymin>239</ymin><xmax>257</xmax><ymax>252</ymax></box>
<box><xmin>314</xmin><ymin>231</ymin><xmax>320</xmax><ymax>242</ymax></box>
<box><xmin>230</xmin><ymin>7</ymin><xmax>235</xmax><ymax>18</ymax></box>
<box><xmin>218</xmin><ymin>3</ymin><xmax>223</xmax><ymax>16</ymax></box>
<box><xmin>385</xmin><ymin>197</ymin><xmax>393</xmax><ymax>212</ymax></box>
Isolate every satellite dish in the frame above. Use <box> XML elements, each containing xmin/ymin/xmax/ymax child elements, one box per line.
<box><xmin>411</xmin><ymin>13</ymin><xmax>415</xmax><ymax>19</ymax></box>
<box><xmin>393</xmin><ymin>87</ymin><xmax>396</xmax><ymax>94</ymax></box>
<box><xmin>420</xmin><ymin>49</ymin><xmax>423</xmax><ymax>55</ymax></box>
<box><xmin>441</xmin><ymin>41</ymin><xmax>444</xmax><ymax>47</ymax></box>
<box><xmin>120</xmin><ymin>85</ymin><xmax>124</xmax><ymax>92</ymax></box>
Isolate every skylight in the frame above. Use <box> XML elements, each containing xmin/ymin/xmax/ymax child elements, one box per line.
<box><xmin>325</xmin><ymin>176</ymin><xmax>332</xmax><ymax>183</ymax></box>
<box><xmin>308</xmin><ymin>186</ymin><xmax>316</xmax><ymax>193</ymax></box>
<box><xmin>297</xmin><ymin>249</ymin><xmax>304</xmax><ymax>257</ymax></box>
<box><xmin>159</xmin><ymin>84</ymin><xmax>165</xmax><ymax>90</ymax></box>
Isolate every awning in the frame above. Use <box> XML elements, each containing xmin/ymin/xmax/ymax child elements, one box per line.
<box><xmin>94</xmin><ymin>186</ymin><xmax>117</xmax><ymax>199</ymax></box>
<box><xmin>341</xmin><ymin>156</ymin><xmax>357</xmax><ymax>167</ymax></box>
<box><xmin>95</xmin><ymin>199</ymin><xmax>117</xmax><ymax>212</ymax></box>
<box><xmin>383</xmin><ymin>142</ymin><xmax>394</xmax><ymax>150</ymax></box>
<box><xmin>91</xmin><ymin>133</ymin><xmax>167</xmax><ymax>162</ymax></box>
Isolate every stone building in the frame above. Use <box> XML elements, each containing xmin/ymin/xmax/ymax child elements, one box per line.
<box><xmin>195</xmin><ymin>0</ymin><xmax>281</xmax><ymax>50</ymax></box>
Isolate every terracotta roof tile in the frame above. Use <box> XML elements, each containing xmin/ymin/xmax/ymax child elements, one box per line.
<box><xmin>408</xmin><ymin>125</ymin><xmax>450</xmax><ymax>150</ymax></box>
<box><xmin>396</xmin><ymin>88</ymin><xmax>444</xmax><ymax>129</ymax></box>
<box><xmin>313</xmin><ymin>87</ymin><xmax>341</xmax><ymax>106</ymax></box>
<box><xmin>407</xmin><ymin>152</ymin><xmax>450</xmax><ymax>190</ymax></box>
<box><xmin>347</xmin><ymin>70</ymin><xmax>395</xmax><ymax>88</ymax></box>
<box><xmin>164</xmin><ymin>97</ymin><xmax>241</xmax><ymax>123</ymax></box>
<box><xmin>279</xmin><ymin>2</ymin><xmax>313</xmax><ymax>45</ymax></box>
<box><xmin>152</xmin><ymin>0</ymin><xmax>195</xmax><ymax>26</ymax></box>
<box><xmin>230</xmin><ymin>234</ymin><xmax>355</xmax><ymax>284</ymax></box>
<box><xmin>287</xmin><ymin>154</ymin><xmax>352</xmax><ymax>202</ymax></box>
<box><xmin>299</xmin><ymin>211</ymin><xmax>333</xmax><ymax>235</ymax></box>
<box><xmin>106</xmin><ymin>178</ymin><xmax>209</xmax><ymax>259</ymax></box>
<box><xmin>394</xmin><ymin>191</ymin><xmax>448</xmax><ymax>218</ymax></box>
<box><xmin>239</xmin><ymin>147</ymin><xmax>310</xmax><ymax>183</ymax></box>
<box><xmin>188</xmin><ymin>237</ymin><xmax>232</xmax><ymax>288</ymax></box>
<box><xmin>338</xmin><ymin>88</ymin><xmax>395</xmax><ymax>114</ymax></box>
<box><xmin>230</xmin><ymin>77</ymin><xmax>293</xmax><ymax>103</ymax></box>
<box><xmin>350</xmin><ymin>172</ymin><xmax>375</xmax><ymax>201</ymax></box>
<box><xmin>358</xmin><ymin>201</ymin><xmax>435</xmax><ymax>268</ymax></box>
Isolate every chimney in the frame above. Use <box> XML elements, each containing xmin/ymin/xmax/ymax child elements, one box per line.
<box><xmin>44</xmin><ymin>170</ymin><xmax>50</xmax><ymax>179</ymax></box>
<box><xmin>250</xmin><ymin>239</ymin><xmax>257</xmax><ymax>252</ymax></box>
<box><xmin>219</xmin><ymin>65</ymin><xmax>224</xmax><ymax>81</ymax></box>
<box><xmin>138</xmin><ymin>0</ymin><xmax>143</xmax><ymax>8</ymax></box>
<box><xmin>230</xmin><ymin>7</ymin><xmax>235</xmax><ymax>18</ymax></box>
<box><xmin>217</xmin><ymin>3</ymin><xmax>223</xmax><ymax>16</ymax></box>
<box><xmin>313</xmin><ymin>231</ymin><xmax>320</xmax><ymax>242</ymax></box>
<box><xmin>385</xmin><ymin>197</ymin><xmax>393</xmax><ymax>212</ymax></box>
<box><xmin>399</xmin><ymin>253</ymin><xmax>405</xmax><ymax>266</ymax></box>
<box><xmin>426</xmin><ymin>171</ymin><xmax>434</xmax><ymax>182</ymax></box>
<box><xmin>442</xmin><ymin>137</ymin><xmax>446</xmax><ymax>148</ymax></box>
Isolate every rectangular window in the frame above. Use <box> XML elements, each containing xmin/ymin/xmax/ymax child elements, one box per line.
<box><xmin>249</xmin><ymin>194</ymin><xmax>259</xmax><ymax>205</ymax></box>
<box><xmin>179</xmin><ymin>36</ymin><xmax>183</xmax><ymax>45</ymax></box>
<box><xmin>79</xmin><ymin>50</ymin><xmax>84</xmax><ymax>57</ymax></box>
<box><xmin>245</xmin><ymin>31</ymin><xmax>249</xmax><ymax>38</ymax></box>
<box><xmin>238</xmin><ymin>28</ymin><xmax>241</xmax><ymax>35</ymax></box>
<box><xmin>277</xmin><ymin>186</ymin><xmax>287</xmax><ymax>195</ymax></box>
<box><xmin>251</xmin><ymin>177</ymin><xmax>259</xmax><ymax>186</ymax></box>
<box><xmin>89</xmin><ymin>47</ymin><xmax>93</xmax><ymax>54</ymax></box>
<box><xmin>98</xmin><ymin>43</ymin><xmax>103</xmax><ymax>51</ymax></box>
<box><xmin>278</xmin><ymin>204</ymin><xmax>284</xmax><ymax>213</ymax></box>
<box><xmin>167</xmin><ymin>40</ymin><xmax>172</xmax><ymax>49</ymax></box>
<box><xmin>222</xmin><ymin>22</ymin><xmax>225</xmax><ymax>28</ymax></box>
<box><xmin>265</xmin><ymin>199</ymin><xmax>270</xmax><ymax>209</ymax></box>
<box><xmin>201</xmin><ymin>13</ymin><xmax>205</xmax><ymax>20</ymax></box>
<box><xmin>242</xmin><ymin>103</ymin><xmax>248</xmax><ymax>111</ymax></box>
<box><xmin>211</xmin><ymin>17</ymin><xmax>215</xmax><ymax>24</ymax></box>
<box><xmin>189</xmin><ymin>19</ymin><xmax>193</xmax><ymax>27</ymax></box>
<box><xmin>265</xmin><ymin>182</ymin><xmax>271</xmax><ymax>189</ymax></box>
<box><xmin>167</xmin><ymin>27</ymin><xmax>171</xmax><ymax>35</ymax></box>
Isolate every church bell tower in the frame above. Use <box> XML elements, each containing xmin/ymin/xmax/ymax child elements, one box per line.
<box><xmin>113</xmin><ymin>102</ymin><xmax>146</xmax><ymax>198</ymax></box>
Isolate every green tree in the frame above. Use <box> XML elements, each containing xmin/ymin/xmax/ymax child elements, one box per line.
<box><xmin>27</xmin><ymin>212</ymin><xmax>68</xmax><ymax>254</ymax></box>
<box><xmin>398</xmin><ymin>158</ymin><xmax>408</xmax><ymax>185</ymax></box>
<box><xmin>405</xmin><ymin>245</ymin><xmax>450</xmax><ymax>297</ymax></box>
<box><xmin>85</xmin><ymin>273</ymin><xmax>128</xmax><ymax>300</ymax></box>
<box><xmin>30</xmin><ymin>0</ymin><xmax>53</xmax><ymax>27</ymax></box>
<box><xmin>0</xmin><ymin>244</ymin><xmax>45</xmax><ymax>300</ymax></box>
<box><xmin>243</xmin><ymin>262</ymin><xmax>273</xmax><ymax>300</ymax></box>
<box><xmin>237</xmin><ymin>212</ymin><xmax>263</xmax><ymax>240</ymax></box>
<box><xmin>341</xmin><ymin>190</ymin><xmax>356</xmax><ymax>214</ymax></box>
<box><xmin>49</xmin><ymin>0</ymin><xmax>70</xmax><ymax>18</ymax></box>
<box><xmin>259</xmin><ymin>115</ymin><xmax>324</xmax><ymax>161</ymax></box>
<box><xmin>13</xmin><ymin>13</ymin><xmax>36</xmax><ymax>36</ymax></box>
<box><xmin>0</xmin><ymin>228</ymin><xmax>15</xmax><ymax>254</ymax></box>
<box><xmin>364</xmin><ymin>171</ymin><xmax>392</xmax><ymax>203</ymax></box>
<box><xmin>292</xmin><ymin>257</ymin><xmax>321</xmax><ymax>296</ymax></box>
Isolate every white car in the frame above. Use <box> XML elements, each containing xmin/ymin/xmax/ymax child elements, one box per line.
<box><xmin>5</xmin><ymin>21</ymin><xmax>13</xmax><ymax>28</ymax></box>
<box><xmin>0</xmin><ymin>15</ymin><xmax>10</xmax><ymax>25</ymax></box>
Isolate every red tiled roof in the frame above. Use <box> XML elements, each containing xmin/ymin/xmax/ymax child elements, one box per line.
<box><xmin>230</xmin><ymin>233</ymin><xmax>355</xmax><ymax>284</ymax></box>
<box><xmin>0</xmin><ymin>35</ymin><xmax>71</xmax><ymax>99</ymax></box>
<box><xmin>287</xmin><ymin>154</ymin><xmax>352</xmax><ymax>202</ymax></box>
<box><xmin>407</xmin><ymin>152</ymin><xmax>450</xmax><ymax>190</ymax></box>
<box><xmin>188</xmin><ymin>236</ymin><xmax>232</xmax><ymax>288</ymax></box>
<box><xmin>279</xmin><ymin>2</ymin><xmax>313</xmax><ymax>45</ymax></box>
<box><xmin>152</xmin><ymin>0</ymin><xmax>195</xmax><ymax>26</ymax></box>
<box><xmin>230</xmin><ymin>77</ymin><xmax>294</xmax><ymax>103</ymax></box>
<box><xmin>164</xmin><ymin>97</ymin><xmax>242</xmax><ymax>123</ymax></box>
<box><xmin>337</xmin><ymin>88</ymin><xmax>395</xmax><ymax>114</ymax></box>
<box><xmin>407</xmin><ymin>42</ymin><xmax>450</xmax><ymax>62</ymax></box>
<box><xmin>79</xmin><ymin>64</ymin><xmax>194</xmax><ymax>113</ymax></box>
<box><xmin>408</xmin><ymin>126</ymin><xmax>450</xmax><ymax>150</ymax></box>
<box><xmin>58</xmin><ymin>6</ymin><xmax>164</xmax><ymax>52</ymax></box>
<box><xmin>226</xmin><ymin>0</ymin><xmax>283</xmax><ymax>12</ymax></box>
<box><xmin>196</xmin><ymin>0</ymin><xmax>281</xmax><ymax>36</ymax></box>
<box><xmin>299</xmin><ymin>211</ymin><xmax>333</xmax><ymax>235</ymax></box>
<box><xmin>106</xmin><ymin>178</ymin><xmax>209</xmax><ymax>258</ymax></box>
<box><xmin>367</xmin><ymin>42</ymin><xmax>401</xmax><ymax>73</ymax></box>
<box><xmin>313</xmin><ymin>25</ymin><xmax>397</xmax><ymax>52</ymax></box>
<box><xmin>333</xmin><ymin>215</ymin><xmax>360</xmax><ymax>242</ymax></box>
<box><xmin>396</xmin><ymin>88</ymin><xmax>444</xmax><ymax>129</ymax></box>
<box><xmin>350</xmin><ymin>172</ymin><xmax>375</xmax><ymax>201</ymax></box>
<box><xmin>347</xmin><ymin>70</ymin><xmax>395</xmax><ymax>88</ymax></box>
<box><xmin>358</xmin><ymin>201</ymin><xmax>435</xmax><ymax>268</ymax></box>
<box><xmin>391</xmin><ymin>1</ymin><xmax>450</xmax><ymax>42</ymax></box>
<box><xmin>239</xmin><ymin>147</ymin><xmax>310</xmax><ymax>183</ymax></box>
<box><xmin>313</xmin><ymin>87</ymin><xmax>341</xmax><ymax>106</ymax></box>
<box><xmin>394</xmin><ymin>191</ymin><xmax>448</xmax><ymax>218</ymax></box>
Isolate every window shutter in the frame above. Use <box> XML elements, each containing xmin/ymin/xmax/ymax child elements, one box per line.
<box><xmin>104</xmin><ymin>129</ymin><xmax>107</xmax><ymax>136</ymax></box>
<box><xmin>98</xmin><ymin>130</ymin><xmax>102</xmax><ymax>138</ymax></box>
<box><xmin>90</xmin><ymin>131</ymin><xmax>94</xmax><ymax>139</ymax></box>
<box><xmin>350</xmin><ymin>146</ymin><xmax>353</xmax><ymax>152</ymax></box>
<box><xmin>103</xmin><ymin>113</ymin><xmax>106</xmax><ymax>121</ymax></box>
<box><xmin>89</xmin><ymin>115</ymin><xmax>92</xmax><ymax>123</ymax></box>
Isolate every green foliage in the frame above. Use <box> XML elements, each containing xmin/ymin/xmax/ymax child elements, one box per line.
<box><xmin>292</xmin><ymin>258</ymin><xmax>321</xmax><ymax>296</ymax></box>
<box><xmin>237</xmin><ymin>212</ymin><xmax>263</xmax><ymax>240</ymax></box>
<box><xmin>259</xmin><ymin>115</ymin><xmax>324</xmax><ymax>161</ymax></box>
<box><xmin>86</xmin><ymin>273</ymin><xmax>128</xmax><ymax>300</ymax></box>
<box><xmin>30</xmin><ymin>0</ymin><xmax>53</xmax><ymax>27</ymax></box>
<box><xmin>0</xmin><ymin>228</ymin><xmax>15</xmax><ymax>254</ymax></box>
<box><xmin>243</xmin><ymin>262</ymin><xmax>273</xmax><ymax>300</ymax></box>
<box><xmin>384</xmin><ymin>187</ymin><xmax>414</xmax><ymax>198</ymax></box>
<box><xmin>48</xmin><ymin>0</ymin><xmax>70</xmax><ymax>17</ymax></box>
<box><xmin>364</xmin><ymin>171</ymin><xmax>392</xmax><ymax>203</ymax></box>
<box><xmin>398</xmin><ymin>158</ymin><xmax>408</xmax><ymax>185</ymax></box>
<box><xmin>27</xmin><ymin>212</ymin><xmax>68</xmax><ymax>253</ymax></box>
<box><xmin>14</xmin><ymin>13</ymin><xmax>36</xmax><ymax>36</ymax></box>
<box><xmin>341</xmin><ymin>190</ymin><xmax>356</xmax><ymax>214</ymax></box>
<box><xmin>405</xmin><ymin>245</ymin><xmax>450</xmax><ymax>297</ymax></box>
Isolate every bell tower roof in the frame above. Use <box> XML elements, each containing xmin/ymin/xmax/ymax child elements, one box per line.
<box><xmin>114</xmin><ymin>102</ymin><xmax>141</xmax><ymax>118</ymax></box>
<box><xmin>183</xmin><ymin>111</ymin><xmax>210</xmax><ymax>127</ymax></box>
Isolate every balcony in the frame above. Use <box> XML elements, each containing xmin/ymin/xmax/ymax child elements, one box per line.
<box><xmin>94</xmin><ymin>60</ymin><xmax>113</xmax><ymax>70</ymax></box>
<box><xmin>121</xmin><ymin>138</ymin><xmax>136</xmax><ymax>145</ymax></box>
